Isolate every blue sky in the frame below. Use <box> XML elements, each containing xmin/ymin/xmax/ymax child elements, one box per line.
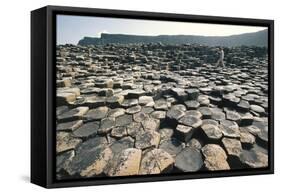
<box><xmin>57</xmin><ymin>15</ymin><xmax>267</xmax><ymax>45</ymax></box>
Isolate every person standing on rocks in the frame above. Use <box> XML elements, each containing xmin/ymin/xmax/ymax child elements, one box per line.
<box><xmin>216</xmin><ymin>47</ymin><xmax>225</xmax><ymax>67</ymax></box>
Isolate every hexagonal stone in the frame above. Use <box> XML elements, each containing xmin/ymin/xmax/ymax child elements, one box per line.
<box><xmin>57</xmin><ymin>92</ymin><xmax>76</xmax><ymax>106</ymax></box>
<box><xmin>159</xmin><ymin>138</ymin><xmax>184</xmax><ymax>157</ymax></box>
<box><xmin>140</xmin><ymin>149</ymin><xmax>174</xmax><ymax>174</ymax></box>
<box><xmin>186</xmin><ymin>88</ymin><xmax>199</xmax><ymax>100</ymax></box>
<box><xmin>198</xmin><ymin>95</ymin><xmax>210</xmax><ymax>106</ymax></box>
<box><xmin>201</xmin><ymin>144</ymin><xmax>230</xmax><ymax>171</ymax></box>
<box><xmin>56</xmin><ymin>132</ymin><xmax>82</xmax><ymax>153</ymax></box>
<box><xmin>141</xmin><ymin>106</ymin><xmax>154</xmax><ymax>114</ymax></box>
<box><xmin>171</xmin><ymin>88</ymin><xmax>188</xmax><ymax>101</ymax></box>
<box><xmin>84</xmin><ymin>96</ymin><xmax>106</xmax><ymax>108</ymax></box>
<box><xmin>98</xmin><ymin>117</ymin><xmax>115</xmax><ymax>134</ymax></box>
<box><xmin>73</xmin><ymin>121</ymin><xmax>100</xmax><ymax>139</ymax></box>
<box><xmin>240</xmin><ymin>130</ymin><xmax>256</xmax><ymax>146</ymax></box>
<box><xmin>222</xmin><ymin>138</ymin><xmax>242</xmax><ymax>157</ymax></box>
<box><xmin>110</xmin><ymin>136</ymin><xmax>135</xmax><ymax>154</ymax></box>
<box><xmin>179</xmin><ymin>115</ymin><xmax>202</xmax><ymax>128</ymax></box>
<box><xmin>175</xmin><ymin>124</ymin><xmax>194</xmax><ymax>143</ymax></box>
<box><xmin>239</xmin><ymin>149</ymin><xmax>268</xmax><ymax>168</ymax></box>
<box><xmin>210</xmin><ymin>108</ymin><xmax>225</xmax><ymax>121</ymax></box>
<box><xmin>240</xmin><ymin>112</ymin><xmax>254</xmax><ymax>125</ymax></box>
<box><xmin>201</xmin><ymin>124</ymin><xmax>222</xmax><ymax>140</ymax></box>
<box><xmin>106</xmin><ymin>95</ymin><xmax>124</xmax><ymax>108</ymax></box>
<box><xmin>57</xmin><ymin>120</ymin><xmax>83</xmax><ymax>131</ymax></box>
<box><xmin>83</xmin><ymin>106</ymin><xmax>108</xmax><ymax>121</ymax></box>
<box><xmin>139</xmin><ymin>96</ymin><xmax>154</xmax><ymax>106</ymax></box>
<box><xmin>154</xmin><ymin>100</ymin><xmax>168</xmax><ymax>110</ymax></box>
<box><xmin>111</xmin><ymin>126</ymin><xmax>127</xmax><ymax>138</ymax></box>
<box><xmin>107</xmin><ymin>108</ymin><xmax>125</xmax><ymax>118</ymax></box>
<box><xmin>133</xmin><ymin>112</ymin><xmax>149</xmax><ymax>123</ymax></box>
<box><xmin>67</xmin><ymin>144</ymin><xmax>112</xmax><ymax>177</ymax></box>
<box><xmin>186</xmin><ymin>138</ymin><xmax>202</xmax><ymax>149</ymax></box>
<box><xmin>219</xmin><ymin>120</ymin><xmax>240</xmax><ymax>138</ymax></box>
<box><xmin>116</xmin><ymin>114</ymin><xmax>133</xmax><ymax>127</ymax></box>
<box><xmin>151</xmin><ymin>111</ymin><xmax>166</xmax><ymax>120</ymax></box>
<box><xmin>56</xmin><ymin>106</ymin><xmax>69</xmax><ymax>116</ymax></box>
<box><xmin>198</xmin><ymin>107</ymin><xmax>212</xmax><ymax>119</ymax></box>
<box><xmin>171</xmin><ymin>104</ymin><xmax>187</xmax><ymax>111</ymax></box>
<box><xmin>56</xmin><ymin>150</ymin><xmax>75</xmax><ymax>175</ymax></box>
<box><xmin>226</xmin><ymin>110</ymin><xmax>241</xmax><ymax>122</ymax></box>
<box><xmin>175</xmin><ymin>147</ymin><xmax>203</xmax><ymax>172</ymax></box>
<box><xmin>121</xmin><ymin>99</ymin><xmax>139</xmax><ymax>108</ymax></box>
<box><xmin>159</xmin><ymin>128</ymin><xmax>174</xmax><ymax>141</ymax></box>
<box><xmin>185</xmin><ymin>110</ymin><xmax>202</xmax><ymax>119</ymax></box>
<box><xmin>135</xmin><ymin>131</ymin><xmax>160</xmax><ymax>150</ymax></box>
<box><xmin>184</xmin><ymin>100</ymin><xmax>200</xmax><ymax>109</ymax></box>
<box><xmin>237</xmin><ymin>100</ymin><xmax>250</xmax><ymax>111</ymax></box>
<box><xmin>222</xmin><ymin>93</ymin><xmax>240</xmax><ymax>106</ymax></box>
<box><xmin>250</xmin><ymin>105</ymin><xmax>265</xmax><ymax>114</ymax></box>
<box><xmin>126</xmin><ymin>105</ymin><xmax>141</xmax><ymax>114</ymax></box>
<box><xmin>57</xmin><ymin>107</ymin><xmax>89</xmax><ymax>122</ymax></box>
<box><xmin>141</xmin><ymin>117</ymin><xmax>160</xmax><ymax>131</ymax></box>
<box><xmin>107</xmin><ymin>148</ymin><xmax>142</xmax><ymax>176</ymax></box>
<box><xmin>202</xmin><ymin>119</ymin><xmax>219</xmax><ymax>127</ymax></box>
<box><xmin>127</xmin><ymin>89</ymin><xmax>146</xmax><ymax>98</ymax></box>
<box><xmin>126</xmin><ymin>122</ymin><xmax>144</xmax><ymax>137</ymax></box>
<box><xmin>166</xmin><ymin>108</ymin><xmax>185</xmax><ymax>121</ymax></box>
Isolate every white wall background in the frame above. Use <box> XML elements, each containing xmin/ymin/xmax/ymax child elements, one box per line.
<box><xmin>0</xmin><ymin>0</ymin><xmax>278</xmax><ymax>192</ymax></box>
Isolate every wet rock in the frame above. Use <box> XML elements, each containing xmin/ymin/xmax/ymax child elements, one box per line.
<box><xmin>201</xmin><ymin>144</ymin><xmax>230</xmax><ymax>170</ymax></box>
<box><xmin>135</xmin><ymin>130</ymin><xmax>161</xmax><ymax>149</ymax></box>
<box><xmin>56</xmin><ymin>132</ymin><xmax>82</xmax><ymax>153</ymax></box>
<box><xmin>107</xmin><ymin>148</ymin><xmax>142</xmax><ymax>176</ymax></box>
<box><xmin>140</xmin><ymin>149</ymin><xmax>174</xmax><ymax>174</ymax></box>
<box><xmin>175</xmin><ymin>147</ymin><xmax>203</xmax><ymax>172</ymax></box>
<box><xmin>73</xmin><ymin>121</ymin><xmax>100</xmax><ymax>139</ymax></box>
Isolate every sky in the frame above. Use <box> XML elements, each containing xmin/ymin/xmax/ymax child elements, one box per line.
<box><xmin>57</xmin><ymin>15</ymin><xmax>267</xmax><ymax>45</ymax></box>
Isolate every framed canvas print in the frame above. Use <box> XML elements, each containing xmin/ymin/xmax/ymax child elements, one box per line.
<box><xmin>31</xmin><ymin>5</ymin><xmax>274</xmax><ymax>188</ymax></box>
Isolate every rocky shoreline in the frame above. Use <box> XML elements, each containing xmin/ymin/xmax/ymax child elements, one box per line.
<box><xmin>56</xmin><ymin>43</ymin><xmax>268</xmax><ymax>179</ymax></box>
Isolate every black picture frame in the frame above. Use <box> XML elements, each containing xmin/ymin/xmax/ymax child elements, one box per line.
<box><xmin>31</xmin><ymin>5</ymin><xmax>274</xmax><ymax>188</ymax></box>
